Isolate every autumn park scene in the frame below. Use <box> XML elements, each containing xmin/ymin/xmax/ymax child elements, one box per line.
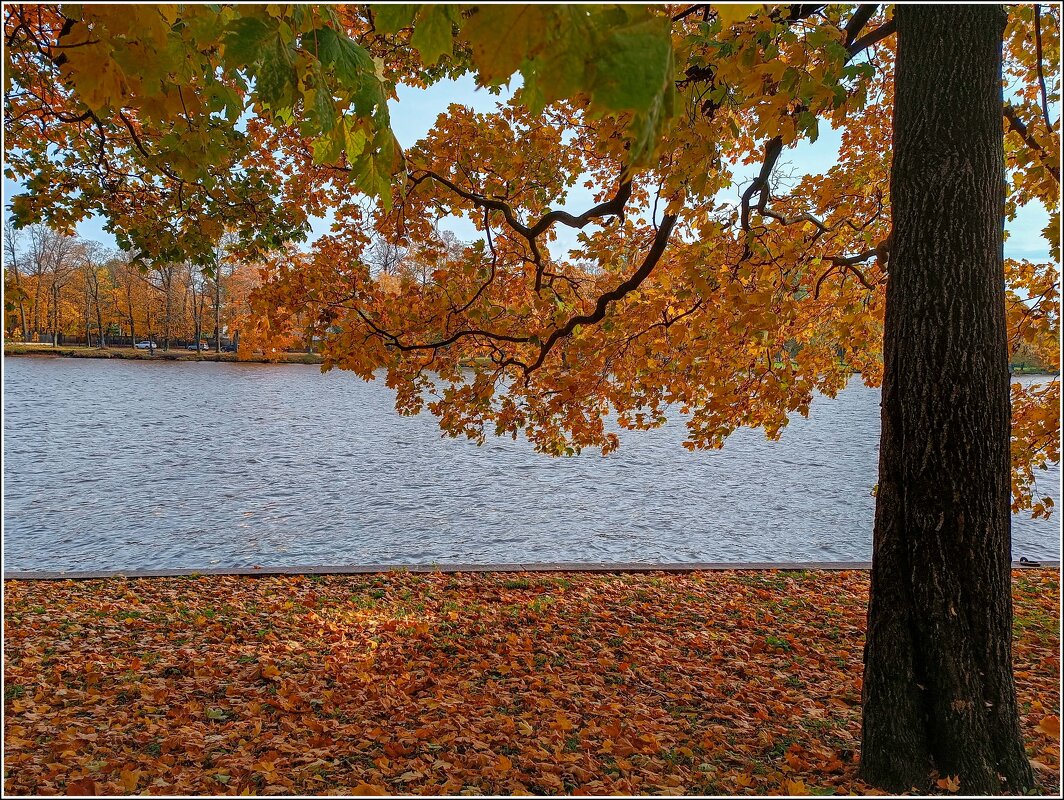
<box><xmin>2</xmin><ymin>2</ymin><xmax>1061</xmax><ymax>798</ymax></box>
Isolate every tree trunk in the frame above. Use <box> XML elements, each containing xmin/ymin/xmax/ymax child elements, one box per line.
<box><xmin>214</xmin><ymin>272</ymin><xmax>222</xmax><ymax>353</ymax></box>
<box><xmin>50</xmin><ymin>284</ymin><xmax>59</xmax><ymax>347</ymax></box>
<box><xmin>860</xmin><ymin>5</ymin><xmax>1033</xmax><ymax>795</ymax></box>
<box><xmin>126</xmin><ymin>292</ymin><xmax>136</xmax><ymax>348</ymax></box>
<box><xmin>163</xmin><ymin>284</ymin><xmax>172</xmax><ymax>352</ymax></box>
<box><xmin>12</xmin><ymin>269</ymin><xmax>29</xmax><ymax>342</ymax></box>
<box><xmin>83</xmin><ymin>280</ymin><xmax>92</xmax><ymax>347</ymax></box>
<box><xmin>95</xmin><ymin>289</ymin><xmax>106</xmax><ymax>348</ymax></box>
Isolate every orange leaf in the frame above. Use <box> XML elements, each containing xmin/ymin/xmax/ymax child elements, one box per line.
<box><xmin>1037</xmin><ymin>715</ymin><xmax>1060</xmax><ymax>739</ymax></box>
<box><xmin>351</xmin><ymin>782</ymin><xmax>389</xmax><ymax>796</ymax></box>
<box><xmin>119</xmin><ymin>768</ymin><xmax>141</xmax><ymax>793</ymax></box>
<box><xmin>66</xmin><ymin>778</ymin><xmax>97</xmax><ymax>796</ymax></box>
<box><xmin>936</xmin><ymin>775</ymin><xmax>961</xmax><ymax>792</ymax></box>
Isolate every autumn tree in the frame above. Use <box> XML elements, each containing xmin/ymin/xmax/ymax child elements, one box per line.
<box><xmin>4</xmin><ymin>3</ymin><xmax>1059</xmax><ymax>792</ymax></box>
<box><xmin>77</xmin><ymin>240</ymin><xmax>114</xmax><ymax>347</ymax></box>
<box><xmin>860</xmin><ymin>5</ymin><xmax>1036</xmax><ymax>792</ymax></box>
<box><xmin>3</xmin><ymin>222</ymin><xmax>30</xmax><ymax>340</ymax></box>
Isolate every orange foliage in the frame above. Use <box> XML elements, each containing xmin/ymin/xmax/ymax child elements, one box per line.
<box><xmin>4</xmin><ymin>569</ymin><xmax>1059</xmax><ymax>796</ymax></box>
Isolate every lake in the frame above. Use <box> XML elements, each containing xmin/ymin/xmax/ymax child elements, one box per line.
<box><xmin>3</xmin><ymin>356</ymin><xmax>1059</xmax><ymax>572</ymax></box>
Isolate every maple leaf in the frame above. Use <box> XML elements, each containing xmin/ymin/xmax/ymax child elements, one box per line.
<box><xmin>936</xmin><ymin>774</ymin><xmax>962</xmax><ymax>792</ymax></box>
<box><xmin>715</xmin><ymin>4</ymin><xmax>759</xmax><ymax>28</ymax></box>
<box><xmin>351</xmin><ymin>782</ymin><xmax>389</xmax><ymax>796</ymax></box>
<box><xmin>1038</xmin><ymin>715</ymin><xmax>1061</xmax><ymax>739</ymax></box>
<box><xmin>119</xmin><ymin>768</ymin><xmax>142</xmax><ymax>793</ymax></box>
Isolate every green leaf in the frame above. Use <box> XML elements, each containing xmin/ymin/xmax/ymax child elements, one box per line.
<box><xmin>343</xmin><ymin>119</ymin><xmax>368</xmax><ymax>162</ymax></box>
<box><xmin>223</xmin><ymin>16</ymin><xmax>274</xmax><ymax>67</ymax></box>
<box><xmin>311</xmin><ymin>131</ymin><xmax>343</xmax><ymax>165</ymax></box>
<box><xmin>308</xmin><ymin>26</ymin><xmax>375</xmax><ymax>90</ymax></box>
<box><xmin>372</xmin><ymin>4</ymin><xmax>417</xmax><ymax>34</ymax></box>
<box><xmin>255</xmin><ymin>37</ymin><xmax>296</xmax><ymax>108</ymax></box>
<box><xmin>306</xmin><ymin>83</ymin><xmax>336</xmax><ymax>134</ymax></box>
<box><xmin>410</xmin><ymin>5</ymin><xmax>455</xmax><ymax>66</ymax></box>
<box><xmin>589</xmin><ymin>17</ymin><xmax>672</xmax><ymax>112</ymax></box>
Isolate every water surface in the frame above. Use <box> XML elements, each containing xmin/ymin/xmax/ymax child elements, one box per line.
<box><xmin>3</xmin><ymin>357</ymin><xmax>1059</xmax><ymax>571</ymax></box>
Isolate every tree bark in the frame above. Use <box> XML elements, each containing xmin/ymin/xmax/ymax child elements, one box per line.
<box><xmin>83</xmin><ymin>277</ymin><xmax>92</xmax><ymax>346</ymax></box>
<box><xmin>94</xmin><ymin>284</ymin><xmax>106</xmax><ymax>348</ymax></box>
<box><xmin>860</xmin><ymin>5</ymin><xmax>1033</xmax><ymax>795</ymax></box>
<box><xmin>15</xmin><ymin>270</ymin><xmax>29</xmax><ymax>342</ymax></box>
<box><xmin>214</xmin><ymin>267</ymin><xmax>223</xmax><ymax>353</ymax></box>
<box><xmin>126</xmin><ymin>288</ymin><xmax>136</xmax><ymax>347</ymax></box>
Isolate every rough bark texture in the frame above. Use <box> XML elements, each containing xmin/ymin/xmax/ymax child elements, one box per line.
<box><xmin>860</xmin><ymin>5</ymin><xmax>1034</xmax><ymax>794</ymax></box>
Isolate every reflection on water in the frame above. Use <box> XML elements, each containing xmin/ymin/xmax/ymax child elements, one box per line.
<box><xmin>3</xmin><ymin>357</ymin><xmax>1059</xmax><ymax>571</ymax></box>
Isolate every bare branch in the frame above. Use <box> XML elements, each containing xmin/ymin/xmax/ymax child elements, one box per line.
<box><xmin>411</xmin><ymin>169</ymin><xmax>632</xmax><ymax>292</ymax></box>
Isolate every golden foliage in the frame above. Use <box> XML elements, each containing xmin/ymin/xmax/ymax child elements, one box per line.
<box><xmin>4</xmin><ymin>569</ymin><xmax>1060</xmax><ymax>795</ymax></box>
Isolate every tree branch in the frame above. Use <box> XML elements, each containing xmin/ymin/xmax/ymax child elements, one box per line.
<box><xmin>1004</xmin><ymin>103</ymin><xmax>1061</xmax><ymax>182</ymax></box>
<box><xmin>671</xmin><ymin>5</ymin><xmax>706</xmax><ymax>23</ymax></box>
<box><xmin>1034</xmin><ymin>5</ymin><xmax>1053</xmax><ymax>131</ymax></box>
<box><xmin>844</xmin><ymin>5</ymin><xmax>879</xmax><ymax>47</ymax></box>
<box><xmin>411</xmin><ymin>169</ymin><xmax>632</xmax><ymax>292</ymax></box>
<box><xmin>526</xmin><ymin>213</ymin><xmax>678</xmax><ymax>373</ymax></box>
<box><xmin>351</xmin><ymin>214</ymin><xmax>679</xmax><ymax>377</ymax></box>
<box><xmin>847</xmin><ymin>17</ymin><xmax>896</xmax><ymax>59</ymax></box>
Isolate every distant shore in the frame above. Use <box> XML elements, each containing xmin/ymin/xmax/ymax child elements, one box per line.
<box><xmin>5</xmin><ymin>343</ymin><xmax>1058</xmax><ymax>376</ymax></box>
<box><xmin>3</xmin><ymin>343</ymin><xmax>323</xmax><ymax>365</ymax></box>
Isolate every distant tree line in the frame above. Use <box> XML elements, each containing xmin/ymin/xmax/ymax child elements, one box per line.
<box><xmin>3</xmin><ymin>224</ymin><xmax>259</xmax><ymax>351</ymax></box>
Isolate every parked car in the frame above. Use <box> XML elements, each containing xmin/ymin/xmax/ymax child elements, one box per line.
<box><xmin>133</xmin><ymin>341</ymin><xmax>156</xmax><ymax>350</ymax></box>
<box><xmin>186</xmin><ymin>341</ymin><xmax>209</xmax><ymax>351</ymax></box>
<box><xmin>222</xmin><ymin>343</ymin><xmax>237</xmax><ymax>353</ymax></box>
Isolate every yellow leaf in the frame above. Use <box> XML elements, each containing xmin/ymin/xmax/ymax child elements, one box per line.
<box><xmin>714</xmin><ymin>4</ymin><xmax>758</xmax><ymax>28</ymax></box>
<box><xmin>785</xmin><ymin>778</ymin><xmax>809</xmax><ymax>795</ymax></box>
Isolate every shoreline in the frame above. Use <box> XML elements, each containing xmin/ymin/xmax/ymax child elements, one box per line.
<box><xmin>3</xmin><ymin>343</ymin><xmax>323</xmax><ymax>365</ymax></box>
<box><xmin>7</xmin><ymin>559</ymin><xmax>1059</xmax><ymax>581</ymax></box>
<box><xmin>6</xmin><ymin>343</ymin><xmax>1058</xmax><ymax>376</ymax></box>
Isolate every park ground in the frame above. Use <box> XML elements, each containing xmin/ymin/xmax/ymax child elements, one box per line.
<box><xmin>4</xmin><ymin>569</ymin><xmax>1060</xmax><ymax>796</ymax></box>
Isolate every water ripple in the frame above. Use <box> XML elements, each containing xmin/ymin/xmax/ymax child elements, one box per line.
<box><xmin>2</xmin><ymin>357</ymin><xmax>1059</xmax><ymax>571</ymax></box>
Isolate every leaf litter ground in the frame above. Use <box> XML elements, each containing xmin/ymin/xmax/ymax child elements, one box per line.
<box><xmin>4</xmin><ymin>569</ymin><xmax>1059</xmax><ymax>796</ymax></box>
